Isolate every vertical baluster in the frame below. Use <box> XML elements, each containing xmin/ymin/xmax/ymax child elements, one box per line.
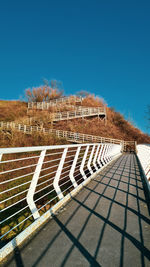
<box><xmin>27</xmin><ymin>149</ymin><xmax>46</xmax><ymax>219</ymax></box>
<box><xmin>80</xmin><ymin>145</ymin><xmax>89</xmax><ymax>180</ymax></box>
<box><xmin>69</xmin><ymin>147</ymin><xmax>81</xmax><ymax>188</ymax></box>
<box><xmin>87</xmin><ymin>145</ymin><xmax>95</xmax><ymax>175</ymax></box>
<box><xmin>53</xmin><ymin>148</ymin><xmax>68</xmax><ymax>200</ymax></box>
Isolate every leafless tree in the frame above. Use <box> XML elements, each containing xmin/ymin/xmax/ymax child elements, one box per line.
<box><xmin>25</xmin><ymin>79</ymin><xmax>64</xmax><ymax>102</ymax></box>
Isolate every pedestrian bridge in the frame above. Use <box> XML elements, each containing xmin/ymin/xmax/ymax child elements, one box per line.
<box><xmin>0</xmin><ymin>143</ymin><xmax>150</xmax><ymax>266</ymax></box>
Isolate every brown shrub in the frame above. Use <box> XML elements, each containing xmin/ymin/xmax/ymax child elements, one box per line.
<box><xmin>25</xmin><ymin>86</ymin><xmax>63</xmax><ymax>102</ymax></box>
<box><xmin>82</xmin><ymin>94</ymin><xmax>105</xmax><ymax>107</ymax></box>
<box><xmin>0</xmin><ymin>130</ymin><xmax>67</xmax><ymax>148</ymax></box>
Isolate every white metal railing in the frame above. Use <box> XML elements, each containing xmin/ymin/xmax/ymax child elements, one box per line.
<box><xmin>137</xmin><ymin>144</ymin><xmax>150</xmax><ymax>188</ymax></box>
<box><xmin>28</xmin><ymin>104</ymin><xmax>106</xmax><ymax>121</ymax></box>
<box><xmin>0</xmin><ymin>142</ymin><xmax>122</xmax><ymax>259</ymax></box>
<box><xmin>0</xmin><ymin>121</ymin><xmax>121</xmax><ymax>145</ymax></box>
<box><xmin>52</xmin><ymin>107</ymin><xmax>106</xmax><ymax>121</ymax></box>
<box><xmin>28</xmin><ymin>96</ymin><xmax>83</xmax><ymax>109</ymax></box>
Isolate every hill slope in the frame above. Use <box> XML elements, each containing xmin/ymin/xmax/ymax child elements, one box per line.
<box><xmin>0</xmin><ymin>96</ymin><xmax>150</xmax><ymax>147</ymax></box>
<box><xmin>54</xmin><ymin>109</ymin><xmax>150</xmax><ymax>144</ymax></box>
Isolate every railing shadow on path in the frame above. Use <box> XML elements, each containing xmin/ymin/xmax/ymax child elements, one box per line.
<box><xmin>4</xmin><ymin>154</ymin><xmax>150</xmax><ymax>267</ymax></box>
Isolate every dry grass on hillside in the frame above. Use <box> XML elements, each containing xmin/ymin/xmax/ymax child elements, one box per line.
<box><xmin>54</xmin><ymin>106</ymin><xmax>150</xmax><ymax>144</ymax></box>
<box><xmin>0</xmin><ymin>130</ymin><xmax>67</xmax><ymax>148</ymax></box>
<box><xmin>81</xmin><ymin>94</ymin><xmax>105</xmax><ymax>107</ymax></box>
<box><xmin>0</xmin><ymin>95</ymin><xmax>150</xmax><ymax>146</ymax></box>
<box><xmin>0</xmin><ymin>100</ymin><xmax>27</xmax><ymax>122</ymax></box>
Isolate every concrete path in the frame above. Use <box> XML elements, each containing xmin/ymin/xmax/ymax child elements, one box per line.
<box><xmin>3</xmin><ymin>154</ymin><xmax>150</xmax><ymax>267</ymax></box>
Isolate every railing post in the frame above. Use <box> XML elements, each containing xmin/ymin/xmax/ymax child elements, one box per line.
<box><xmin>103</xmin><ymin>144</ymin><xmax>109</xmax><ymax>163</ymax></box>
<box><xmin>69</xmin><ymin>147</ymin><xmax>81</xmax><ymax>188</ymax></box>
<box><xmin>26</xmin><ymin>149</ymin><xmax>46</xmax><ymax>220</ymax></box>
<box><xmin>101</xmin><ymin>144</ymin><xmax>107</xmax><ymax>165</ymax></box>
<box><xmin>80</xmin><ymin>145</ymin><xmax>89</xmax><ymax>180</ymax></box>
<box><xmin>97</xmin><ymin>144</ymin><xmax>104</xmax><ymax>167</ymax></box>
<box><xmin>53</xmin><ymin>147</ymin><xmax>68</xmax><ymax>200</ymax></box>
<box><xmin>24</xmin><ymin>125</ymin><xmax>26</xmax><ymax>133</ymax></box>
<box><xmin>93</xmin><ymin>144</ymin><xmax>100</xmax><ymax>171</ymax></box>
<box><xmin>87</xmin><ymin>145</ymin><xmax>95</xmax><ymax>175</ymax></box>
<box><xmin>121</xmin><ymin>141</ymin><xmax>123</xmax><ymax>152</ymax></box>
<box><xmin>0</xmin><ymin>153</ymin><xmax>3</xmax><ymax>161</ymax></box>
<box><xmin>106</xmin><ymin>145</ymin><xmax>112</xmax><ymax>162</ymax></box>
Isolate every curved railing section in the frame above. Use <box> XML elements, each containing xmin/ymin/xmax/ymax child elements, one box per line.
<box><xmin>137</xmin><ymin>144</ymin><xmax>150</xmax><ymax>189</ymax></box>
<box><xmin>0</xmin><ymin>142</ymin><xmax>122</xmax><ymax>260</ymax></box>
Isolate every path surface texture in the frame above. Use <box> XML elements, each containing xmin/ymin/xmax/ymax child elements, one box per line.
<box><xmin>4</xmin><ymin>154</ymin><xmax>150</xmax><ymax>267</ymax></box>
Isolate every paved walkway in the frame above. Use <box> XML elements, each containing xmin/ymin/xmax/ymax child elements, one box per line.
<box><xmin>4</xmin><ymin>154</ymin><xmax>150</xmax><ymax>267</ymax></box>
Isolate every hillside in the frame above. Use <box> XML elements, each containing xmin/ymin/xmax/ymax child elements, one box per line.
<box><xmin>54</xmin><ymin>107</ymin><xmax>150</xmax><ymax>144</ymax></box>
<box><xmin>0</xmin><ymin>95</ymin><xmax>150</xmax><ymax>148</ymax></box>
<box><xmin>0</xmin><ymin>100</ymin><xmax>27</xmax><ymax>121</ymax></box>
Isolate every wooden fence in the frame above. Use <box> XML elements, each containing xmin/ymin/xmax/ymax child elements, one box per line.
<box><xmin>28</xmin><ymin>96</ymin><xmax>83</xmax><ymax>109</ymax></box>
<box><xmin>52</xmin><ymin>107</ymin><xmax>106</xmax><ymax>121</ymax></box>
<box><xmin>0</xmin><ymin>121</ymin><xmax>122</xmax><ymax>145</ymax></box>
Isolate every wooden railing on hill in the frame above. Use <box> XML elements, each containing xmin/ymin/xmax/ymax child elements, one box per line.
<box><xmin>28</xmin><ymin>102</ymin><xmax>106</xmax><ymax>122</ymax></box>
<box><xmin>28</xmin><ymin>96</ymin><xmax>83</xmax><ymax>109</ymax></box>
<box><xmin>52</xmin><ymin>107</ymin><xmax>106</xmax><ymax>122</ymax></box>
<box><xmin>27</xmin><ymin>94</ymin><xmax>107</xmax><ymax>122</ymax></box>
<box><xmin>0</xmin><ymin>121</ymin><xmax>122</xmax><ymax>145</ymax></box>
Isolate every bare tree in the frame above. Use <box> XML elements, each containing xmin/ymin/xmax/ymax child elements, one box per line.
<box><xmin>25</xmin><ymin>79</ymin><xmax>64</xmax><ymax>102</ymax></box>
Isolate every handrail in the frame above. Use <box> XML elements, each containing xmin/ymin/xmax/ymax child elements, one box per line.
<box><xmin>0</xmin><ymin>142</ymin><xmax>122</xmax><ymax>260</ymax></box>
<box><xmin>28</xmin><ymin>96</ymin><xmax>83</xmax><ymax>109</ymax></box>
<box><xmin>52</xmin><ymin>106</ymin><xmax>106</xmax><ymax>121</ymax></box>
<box><xmin>28</xmin><ymin>103</ymin><xmax>106</xmax><ymax>121</ymax></box>
<box><xmin>0</xmin><ymin>121</ymin><xmax>122</xmax><ymax>145</ymax></box>
<box><xmin>1</xmin><ymin>93</ymin><xmax>150</xmax><ymax>263</ymax></box>
<box><xmin>137</xmin><ymin>144</ymin><xmax>150</xmax><ymax>188</ymax></box>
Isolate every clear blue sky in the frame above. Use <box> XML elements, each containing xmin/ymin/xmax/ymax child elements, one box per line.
<box><xmin>0</xmin><ymin>0</ymin><xmax>150</xmax><ymax>133</ymax></box>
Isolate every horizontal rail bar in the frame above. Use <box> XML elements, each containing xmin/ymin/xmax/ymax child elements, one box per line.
<box><xmin>0</xmin><ymin>142</ymin><xmax>122</xmax><ymax>260</ymax></box>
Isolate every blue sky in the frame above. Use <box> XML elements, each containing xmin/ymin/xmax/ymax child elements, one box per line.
<box><xmin>0</xmin><ymin>0</ymin><xmax>150</xmax><ymax>133</ymax></box>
